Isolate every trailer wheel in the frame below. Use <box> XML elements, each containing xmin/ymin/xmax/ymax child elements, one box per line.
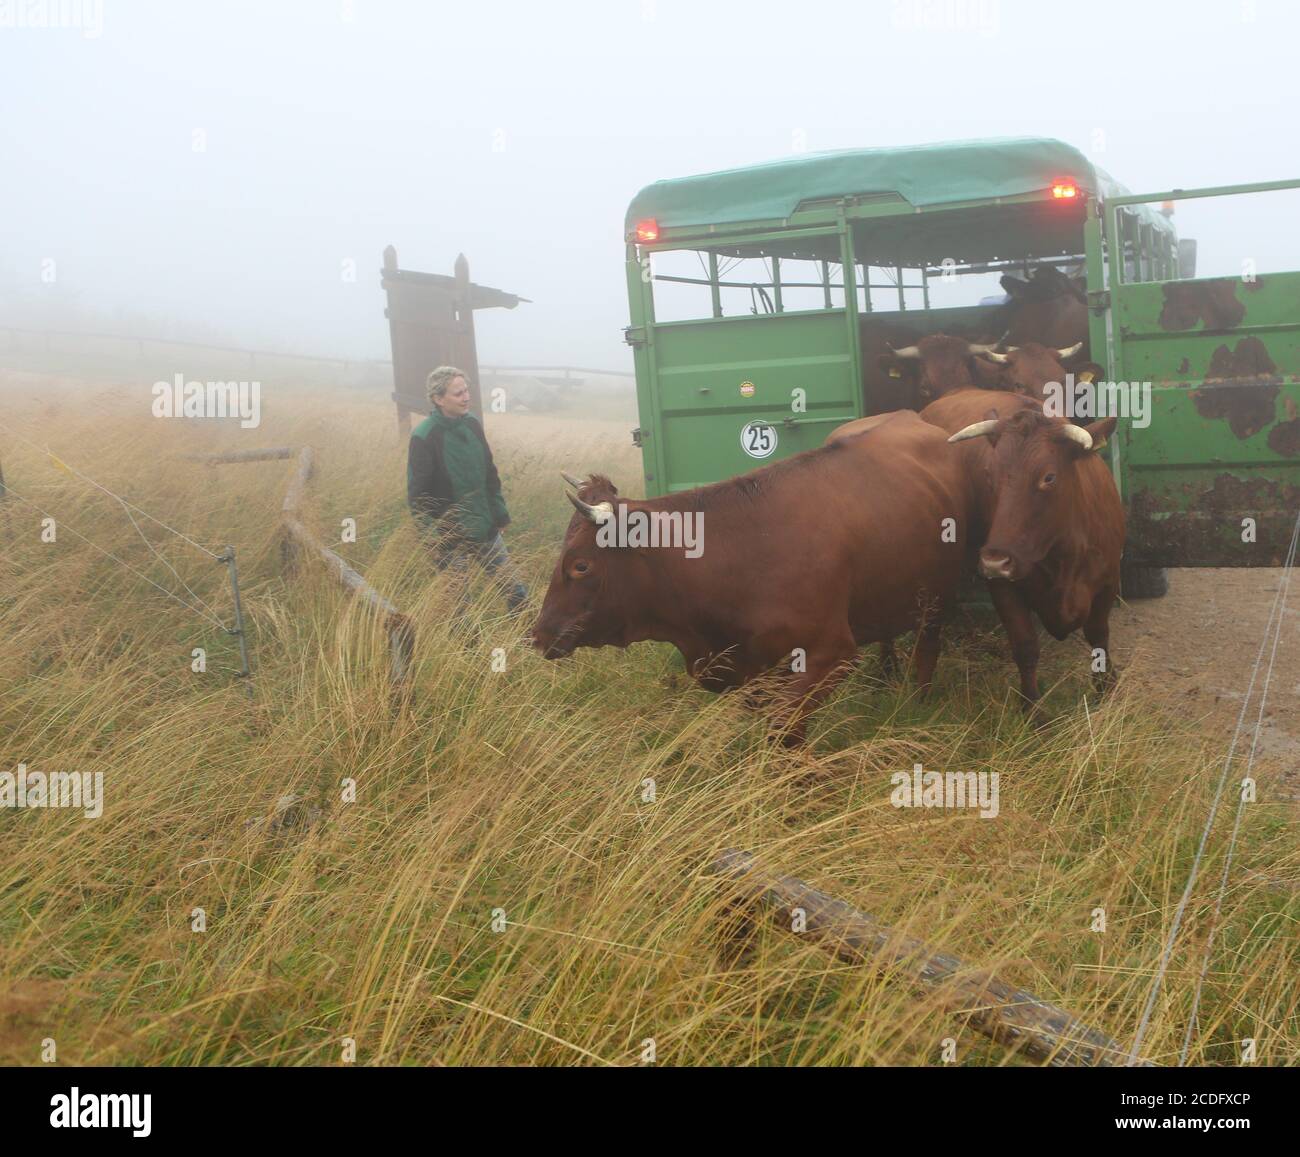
<box><xmin>1121</xmin><ymin>563</ymin><xmax>1169</xmax><ymax>600</ymax></box>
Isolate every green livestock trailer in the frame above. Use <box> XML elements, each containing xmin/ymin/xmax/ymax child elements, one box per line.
<box><xmin>622</xmin><ymin>137</ymin><xmax>1300</xmax><ymax>580</ymax></box>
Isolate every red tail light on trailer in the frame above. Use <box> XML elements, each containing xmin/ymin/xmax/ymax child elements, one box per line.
<box><xmin>1051</xmin><ymin>180</ymin><xmax>1080</xmax><ymax>200</ymax></box>
<box><xmin>635</xmin><ymin>218</ymin><xmax>659</xmax><ymax>242</ymax></box>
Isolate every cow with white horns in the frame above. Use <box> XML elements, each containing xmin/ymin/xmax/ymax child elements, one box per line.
<box><xmin>533</xmin><ymin>412</ymin><xmax>973</xmax><ymax>744</ymax></box>
<box><xmin>976</xmin><ymin>341</ymin><xmax>1105</xmax><ymax>405</ymax></box>
<box><xmin>878</xmin><ymin>333</ymin><xmax>1005</xmax><ymax>407</ymax></box>
<box><xmin>883</xmin><ymin>335</ymin><xmax>1099</xmax><ymax>409</ymax></box>
<box><xmin>920</xmin><ymin>391</ymin><xmax>1126</xmax><ymax>707</ymax></box>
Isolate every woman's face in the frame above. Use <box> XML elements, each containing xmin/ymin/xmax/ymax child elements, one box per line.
<box><xmin>436</xmin><ymin>376</ymin><xmax>471</xmax><ymax>417</ymax></box>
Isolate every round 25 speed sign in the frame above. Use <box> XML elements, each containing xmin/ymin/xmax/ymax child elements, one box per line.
<box><xmin>740</xmin><ymin>420</ymin><xmax>778</xmax><ymax>459</ymax></box>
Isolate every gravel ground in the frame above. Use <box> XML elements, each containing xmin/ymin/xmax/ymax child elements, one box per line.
<box><xmin>1112</xmin><ymin>568</ymin><xmax>1300</xmax><ymax>802</ymax></box>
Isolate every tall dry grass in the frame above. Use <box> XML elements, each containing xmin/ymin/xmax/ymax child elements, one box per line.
<box><xmin>0</xmin><ymin>373</ymin><xmax>1296</xmax><ymax>1066</ymax></box>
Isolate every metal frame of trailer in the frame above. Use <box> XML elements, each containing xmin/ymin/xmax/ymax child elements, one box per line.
<box><xmin>622</xmin><ymin>138</ymin><xmax>1300</xmax><ymax>567</ymax></box>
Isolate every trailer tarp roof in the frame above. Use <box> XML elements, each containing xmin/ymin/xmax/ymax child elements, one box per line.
<box><xmin>626</xmin><ymin>137</ymin><xmax>1174</xmax><ymax>239</ymax></box>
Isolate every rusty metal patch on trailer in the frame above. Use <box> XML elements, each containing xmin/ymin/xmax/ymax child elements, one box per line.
<box><xmin>1192</xmin><ymin>337</ymin><xmax>1281</xmax><ymax>439</ymax></box>
<box><xmin>1130</xmin><ymin>472</ymin><xmax>1300</xmax><ymax>566</ymax></box>
<box><xmin>1268</xmin><ymin>419</ymin><xmax>1300</xmax><ymax>457</ymax></box>
<box><xmin>1158</xmin><ymin>278</ymin><xmax>1247</xmax><ymax>331</ymax></box>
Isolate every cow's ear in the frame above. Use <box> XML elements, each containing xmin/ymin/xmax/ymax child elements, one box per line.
<box><xmin>1078</xmin><ymin>416</ymin><xmax>1117</xmax><ymax>455</ymax></box>
<box><xmin>1000</xmin><ymin>275</ymin><xmax>1026</xmax><ymax>298</ymax></box>
<box><xmin>877</xmin><ymin>353</ymin><xmax>903</xmax><ymax>377</ymax></box>
<box><xmin>582</xmin><ymin>474</ymin><xmax>621</xmax><ymax>503</ymax></box>
<box><xmin>1074</xmin><ymin>361</ymin><xmax>1104</xmax><ymax>382</ymax></box>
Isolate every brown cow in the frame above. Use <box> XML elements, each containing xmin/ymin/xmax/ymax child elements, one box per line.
<box><xmin>533</xmin><ymin>412</ymin><xmax>970</xmax><ymax>744</ymax></box>
<box><xmin>976</xmin><ymin>341</ymin><xmax>1097</xmax><ymax>403</ymax></box>
<box><xmin>879</xmin><ymin>333</ymin><xmax>1004</xmax><ymax>407</ymax></box>
<box><xmin>918</xmin><ymin>389</ymin><xmax>1124</xmax><ymax>707</ymax></box>
<box><xmin>994</xmin><ymin>267</ymin><xmax>1089</xmax><ymax>352</ymax></box>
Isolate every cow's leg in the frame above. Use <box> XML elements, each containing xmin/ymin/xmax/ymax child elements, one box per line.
<box><xmin>771</xmin><ymin>630</ymin><xmax>858</xmax><ymax>747</ymax></box>
<box><xmin>878</xmin><ymin>638</ymin><xmax>898</xmax><ymax>679</ymax></box>
<box><xmin>1083</xmin><ymin>586</ymin><xmax>1118</xmax><ymax>695</ymax></box>
<box><xmin>988</xmin><ymin>579</ymin><xmax>1040</xmax><ymax>708</ymax></box>
<box><xmin>912</xmin><ymin>619</ymin><xmax>943</xmax><ymax>696</ymax></box>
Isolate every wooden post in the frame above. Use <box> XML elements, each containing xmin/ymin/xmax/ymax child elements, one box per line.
<box><xmin>187</xmin><ymin>447</ymin><xmax>294</xmax><ymax>465</ymax></box>
<box><xmin>388</xmin><ymin>614</ymin><xmax>415</xmax><ymax>690</ymax></box>
<box><xmin>708</xmin><ymin>849</ymin><xmax>1152</xmax><ymax>1067</ymax></box>
<box><xmin>216</xmin><ymin>545</ymin><xmax>253</xmax><ymax>697</ymax></box>
<box><xmin>383</xmin><ymin>247</ymin><xmax>522</xmax><ymax>434</ymax></box>
<box><xmin>454</xmin><ymin>252</ymin><xmax>485</xmax><ymax>423</ymax></box>
<box><xmin>277</xmin><ymin>447</ymin><xmax>415</xmax><ymax>690</ymax></box>
<box><xmin>384</xmin><ymin>245</ymin><xmax>411</xmax><ymax>441</ymax></box>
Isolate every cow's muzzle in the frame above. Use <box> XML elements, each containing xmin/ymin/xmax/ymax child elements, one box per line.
<box><xmin>978</xmin><ymin>549</ymin><xmax>1018</xmax><ymax>581</ymax></box>
<box><xmin>532</xmin><ymin>627</ymin><xmax>576</xmax><ymax>660</ymax></box>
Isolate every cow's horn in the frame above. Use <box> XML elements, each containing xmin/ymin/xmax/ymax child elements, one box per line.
<box><xmin>1055</xmin><ymin>341</ymin><xmax>1084</xmax><ymax>359</ymax></box>
<box><xmin>1058</xmin><ymin>423</ymin><xmax>1094</xmax><ymax>450</ymax></box>
<box><xmin>889</xmin><ymin>344</ymin><xmax>921</xmax><ymax>359</ymax></box>
<box><xmin>947</xmin><ymin>420</ymin><xmax>1001</xmax><ymax>443</ymax></box>
<box><xmin>560</xmin><ymin>470</ymin><xmax>586</xmax><ymax>488</ymax></box>
<box><xmin>967</xmin><ymin>342</ymin><xmax>998</xmax><ymax>354</ymax></box>
<box><xmin>567</xmin><ymin>491</ymin><xmax>615</xmax><ymax>524</ymax></box>
<box><xmin>980</xmin><ymin>349</ymin><xmax>1011</xmax><ymax>364</ymax></box>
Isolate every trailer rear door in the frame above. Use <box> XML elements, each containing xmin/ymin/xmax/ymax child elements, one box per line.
<box><xmin>1099</xmin><ymin>182</ymin><xmax>1300</xmax><ymax>567</ymax></box>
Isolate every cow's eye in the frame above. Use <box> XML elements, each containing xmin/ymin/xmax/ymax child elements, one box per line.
<box><xmin>1041</xmin><ymin>472</ymin><xmax>1057</xmax><ymax>488</ymax></box>
<box><xmin>571</xmin><ymin>560</ymin><xmax>590</xmax><ymax>576</ymax></box>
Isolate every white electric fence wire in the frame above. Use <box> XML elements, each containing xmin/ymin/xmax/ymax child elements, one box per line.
<box><xmin>1128</xmin><ymin>507</ymin><xmax>1300</xmax><ymax>1065</ymax></box>
<box><xmin>0</xmin><ymin>421</ymin><xmax>223</xmax><ymax>558</ymax></box>
<box><xmin>0</xmin><ymin>421</ymin><xmax>232</xmax><ymax>627</ymax></box>
<box><xmin>1177</xmin><ymin>509</ymin><xmax>1299</xmax><ymax>1064</ymax></box>
<box><xmin>0</xmin><ymin>480</ymin><xmax>231</xmax><ymax>633</ymax></box>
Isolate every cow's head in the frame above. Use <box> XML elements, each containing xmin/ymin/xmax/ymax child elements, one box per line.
<box><xmin>880</xmin><ymin>333</ymin><xmax>1000</xmax><ymax>406</ymax></box>
<box><xmin>996</xmin><ymin>268</ymin><xmax>1088</xmax><ymax>349</ymax></box>
<box><xmin>976</xmin><ymin>341</ymin><xmax>1085</xmax><ymax>401</ymax></box>
<box><xmin>948</xmin><ymin>410</ymin><xmax>1116</xmax><ymax>581</ymax></box>
<box><xmin>532</xmin><ymin>473</ymin><xmax>641</xmax><ymax>659</ymax></box>
<box><xmin>999</xmin><ymin>267</ymin><xmax>1086</xmax><ymax>305</ymax></box>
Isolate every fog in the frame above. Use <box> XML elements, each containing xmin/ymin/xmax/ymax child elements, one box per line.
<box><xmin>3</xmin><ymin>0</ymin><xmax>1297</xmax><ymax>370</ymax></box>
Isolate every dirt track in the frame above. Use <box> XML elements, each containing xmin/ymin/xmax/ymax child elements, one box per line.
<box><xmin>1111</xmin><ymin>568</ymin><xmax>1300</xmax><ymax>800</ymax></box>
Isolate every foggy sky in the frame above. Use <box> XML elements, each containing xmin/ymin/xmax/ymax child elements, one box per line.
<box><xmin>3</xmin><ymin>0</ymin><xmax>1297</xmax><ymax>370</ymax></box>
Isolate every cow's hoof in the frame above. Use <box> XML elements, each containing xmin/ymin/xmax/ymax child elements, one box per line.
<box><xmin>763</xmin><ymin>719</ymin><xmax>809</xmax><ymax>749</ymax></box>
<box><xmin>1018</xmin><ymin>698</ymin><xmax>1050</xmax><ymax>731</ymax></box>
<box><xmin>1094</xmin><ymin>664</ymin><xmax>1120</xmax><ymax>697</ymax></box>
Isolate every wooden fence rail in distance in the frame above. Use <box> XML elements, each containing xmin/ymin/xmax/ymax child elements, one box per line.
<box><xmin>0</xmin><ymin>325</ymin><xmax>634</xmax><ymax>380</ymax></box>
<box><xmin>708</xmin><ymin>848</ymin><xmax>1152</xmax><ymax>1068</ymax></box>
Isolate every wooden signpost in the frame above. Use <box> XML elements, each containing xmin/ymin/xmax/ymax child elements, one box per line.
<box><xmin>380</xmin><ymin>247</ymin><xmax>527</xmax><ymax>437</ymax></box>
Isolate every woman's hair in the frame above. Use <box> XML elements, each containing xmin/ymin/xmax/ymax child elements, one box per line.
<box><xmin>427</xmin><ymin>365</ymin><xmax>468</xmax><ymax>403</ymax></box>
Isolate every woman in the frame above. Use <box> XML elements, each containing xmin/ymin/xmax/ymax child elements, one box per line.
<box><xmin>407</xmin><ymin>366</ymin><xmax>528</xmax><ymax>615</ymax></box>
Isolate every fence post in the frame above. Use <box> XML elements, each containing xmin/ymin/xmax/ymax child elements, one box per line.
<box><xmin>454</xmin><ymin>252</ymin><xmax>486</xmax><ymax>424</ymax></box>
<box><xmin>388</xmin><ymin>614</ymin><xmax>415</xmax><ymax>693</ymax></box>
<box><xmin>216</xmin><ymin>545</ymin><xmax>253</xmax><ymax>697</ymax></box>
